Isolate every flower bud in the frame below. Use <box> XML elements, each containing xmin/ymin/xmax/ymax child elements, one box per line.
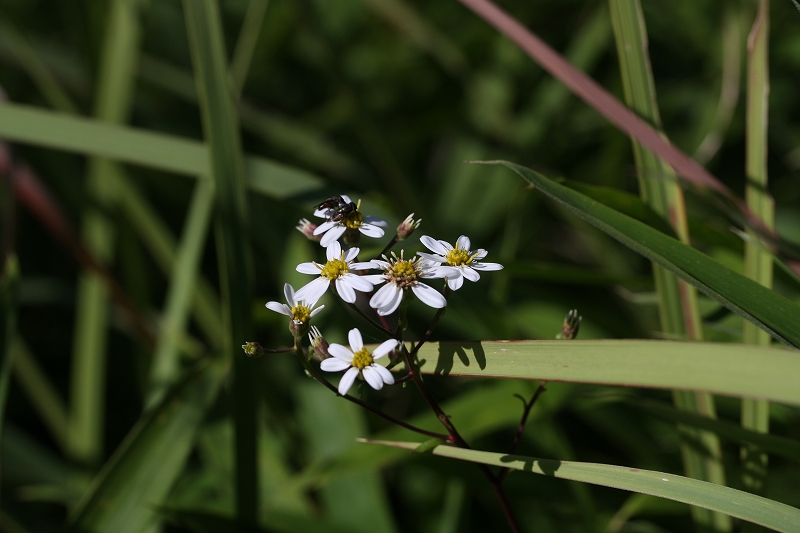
<box><xmin>308</xmin><ymin>326</ymin><xmax>330</xmax><ymax>360</ymax></box>
<box><xmin>290</xmin><ymin>318</ymin><xmax>310</xmax><ymax>339</ymax></box>
<box><xmin>396</xmin><ymin>213</ymin><xmax>421</xmax><ymax>241</ymax></box>
<box><xmin>296</xmin><ymin>218</ymin><xmax>321</xmax><ymax>241</ymax></box>
<box><xmin>556</xmin><ymin>309</ymin><xmax>581</xmax><ymax>340</ymax></box>
<box><xmin>242</xmin><ymin>341</ymin><xmax>266</xmax><ymax>358</ymax></box>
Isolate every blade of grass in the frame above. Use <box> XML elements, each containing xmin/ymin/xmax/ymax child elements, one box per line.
<box><xmin>146</xmin><ymin>179</ymin><xmax>215</xmax><ymax>409</ymax></box>
<box><xmin>183</xmin><ymin>0</ymin><xmax>258</xmax><ymax>522</ymax></box>
<box><xmin>608</xmin><ymin>2</ymin><xmax>728</xmax><ymax>529</ymax></box>
<box><xmin>68</xmin><ymin>0</ymin><xmax>143</xmax><ymax>467</ymax></box>
<box><xmin>742</xmin><ymin>0</ymin><xmax>773</xmax><ymax>504</ymax></box>
<box><xmin>485</xmin><ymin>160</ymin><xmax>800</xmax><ymax>348</ymax></box>
<box><xmin>229</xmin><ymin>0</ymin><xmax>270</xmax><ymax>96</ymax></box>
<box><xmin>11</xmin><ymin>337</ymin><xmax>69</xmax><ymax>452</ymax></box>
<box><xmin>363</xmin><ymin>440</ymin><xmax>800</xmax><ymax>533</ymax></box>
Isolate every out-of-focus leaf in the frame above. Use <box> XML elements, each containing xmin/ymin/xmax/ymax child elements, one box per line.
<box><xmin>364</xmin><ymin>440</ymin><xmax>800</xmax><ymax>533</ymax></box>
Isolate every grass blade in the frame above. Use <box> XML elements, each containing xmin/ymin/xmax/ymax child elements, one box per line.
<box><xmin>229</xmin><ymin>0</ymin><xmax>270</xmax><ymax>96</ymax></box>
<box><xmin>183</xmin><ymin>0</ymin><xmax>258</xmax><ymax>521</ymax></box>
<box><xmin>362</xmin><ymin>440</ymin><xmax>800</xmax><ymax>533</ymax></box>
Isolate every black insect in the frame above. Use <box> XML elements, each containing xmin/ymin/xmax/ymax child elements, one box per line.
<box><xmin>314</xmin><ymin>195</ymin><xmax>347</xmax><ymax>214</ymax></box>
<box><xmin>315</xmin><ymin>195</ymin><xmax>358</xmax><ymax>222</ymax></box>
<box><xmin>329</xmin><ymin>200</ymin><xmax>358</xmax><ymax>222</ymax></box>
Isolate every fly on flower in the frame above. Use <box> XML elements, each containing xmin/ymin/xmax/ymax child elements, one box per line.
<box><xmin>320</xmin><ymin>328</ymin><xmax>398</xmax><ymax>395</ymax></box>
<box><xmin>265</xmin><ymin>283</ymin><xmax>324</xmax><ymax>336</ymax></box>
<box><xmin>312</xmin><ymin>194</ymin><xmax>387</xmax><ymax>247</ymax></box>
<box><xmin>294</xmin><ymin>241</ymin><xmax>378</xmax><ymax>304</ymax></box>
<box><xmin>363</xmin><ymin>251</ymin><xmax>446</xmax><ymax>316</ymax></box>
<box><xmin>418</xmin><ymin>235</ymin><xmax>503</xmax><ymax>290</ymax></box>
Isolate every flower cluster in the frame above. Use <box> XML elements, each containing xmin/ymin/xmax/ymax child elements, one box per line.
<box><xmin>260</xmin><ymin>194</ymin><xmax>503</xmax><ymax>395</ymax></box>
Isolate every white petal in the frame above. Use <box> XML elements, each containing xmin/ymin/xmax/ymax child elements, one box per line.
<box><xmin>351</xmin><ymin>262</ymin><xmax>377</xmax><ymax>271</ymax></box>
<box><xmin>371</xmin><ymin>260</ymin><xmax>390</xmax><ymax>269</ymax></box>
<box><xmin>344</xmin><ymin>247</ymin><xmax>361</xmax><ymax>262</ymax></box>
<box><xmin>313</xmin><ymin>220</ymin><xmax>336</xmax><ymax>235</ymax></box>
<box><xmin>320</xmin><ymin>225</ymin><xmax>346</xmax><ymax>247</ymax></box>
<box><xmin>373</xmin><ymin>364</ymin><xmax>395</xmax><ymax>386</ymax></box>
<box><xmin>435</xmin><ymin>266</ymin><xmax>460</xmax><ymax>279</ymax></box>
<box><xmin>462</xmin><ymin>266</ymin><xmax>480</xmax><ymax>282</ymax></box>
<box><xmin>283</xmin><ymin>283</ymin><xmax>296</xmax><ymax>307</ymax></box>
<box><xmin>338</xmin><ymin>367</ymin><xmax>359</xmax><ymax>395</ymax></box>
<box><xmin>362</xmin><ymin>366</ymin><xmax>384</xmax><ymax>390</ymax></box>
<box><xmin>361</xmin><ymin>274</ymin><xmax>386</xmax><ymax>286</ymax></box>
<box><xmin>456</xmin><ymin>235</ymin><xmax>471</xmax><ymax>250</ymax></box>
<box><xmin>417</xmin><ymin>252</ymin><xmax>446</xmax><ymax>264</ymax></box>
<box><xmin>420</xmin><ymin>235</ymin><xmax>448</xmax><ymax>255</ymax></box>
<box><xmin>472</xmin><ymin>249</ymin><xmax>487</xmax><ymax>260</ymax></box>
<box><xmin>326</xmin><ymin>241</ymin><xmax>342</xmax><ymax>261</ymax></box>
<box><xmin>328</xmin><ymin>344</ymin><xmax>354</xmax><ymax>362</ymax></box>
<box><xmin>348</xmin><ymin>328</ymin><xmax>364</xmax><ymax>351</ymax></box>
<box><xmin>411</xmin><ymin>284</ymin><xmax>446</xmax><ymax>308</ymax></box>
<box><xmin>341</xmin><ymin>194</ymin><xmax>352</xmax><ymax>203</ymax></box>
<box><xmin>296</xmin><ymin>262</ymin><xmax>321</xmax><ymax>274</ymax></box>
<box><xmin>369</xmin><ymin>283</ymin><xmax>397</xmax><ymax>308</ymax></box>
<box><xmin>438</xmin><ymin>239</ymin><xmax>454</xmax><ymax>251</ymax></box>
<box><xmin>265</xmin><ymin>302</ymin><xmax>292</xmax><ymax>316</ymax></box>
<box><xmin>377</xmin><ymin>287</ymin><xmax>403</xmax><ymax>316</ymax></box>
<box><xmin>320</xmin><ymin>358</ymin><xmax>351</xmax><ymax>372</ymax></box>
<box><xmin>313</xmin><ymin>208</ymin><xmax>329</xmax><ymax>218</ymax></box>
<box><xmin>295</xmin><ymin>277</ymin><xmax>329</xmax><ymax>304</ymax></box>
<box><xmin>342</xmin><ymin>273</ymin><xmax>375</xmax><ymax>292</ymax></box>
<box><xmin>364</xmin><ymin>215</ymin><xmax>388</xmax><ymax>227</ymax></box>
<box><xmin>373</xmin><ymin>338</ymin><xmax>399</xmax><ymax>358</ymax></box>
<box><xmin>447</xmin><ymin>273</ymin><xmax>464</xmax><ymax>291</ymax></box>
<box><xmin>472</xmin><ymin>261</ymin><xmax>503</xmax><ymax>271</ymax></box>
<box><xmin>335</xmin><ymin>278</ymin><xmax>357</xmax><ymax>302</ymax></box>
<box><xmin>309</xmin><ymin>305</ymin><xmax>325</xmax><ymax>317</ymax></box>
<box><xmin>359</xmin><ymin>224</ymin><xmax>384</xmax><ymax>238</ymax></box>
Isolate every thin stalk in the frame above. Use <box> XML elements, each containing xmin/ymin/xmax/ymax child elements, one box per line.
<box><xmin>410</xmin><ymin>286</ymin><xmax>450</xmax><ymax>356</ymax></box>
<box><xmin>497</xmin><ymin>382</ymin><xmax>547</xmax><ymax>483</ymax></box>
<box><xmin>607</xmin><ymin>2</ymin><xmax>730</xmax><ymax>530</ymax></box>
<box><xmin>346</xmin><ymin>302</ymin><xmax>392</xmax><ymax>337</ymax></box>
<box><xmin>741</xmin><ymin>0</ymin><xmax>773</xmax><ymax>506</ymax></box>
<box><xmin>229</xmin><ymin>0</ymin><xmax>270</xmax><ymax>96</ymax></box>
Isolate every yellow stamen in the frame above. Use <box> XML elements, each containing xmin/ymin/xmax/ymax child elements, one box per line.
<box><xmin>351</xmin><ymin>347</ymin><xmax>374</xmax><ymax>370</ymax></box>
<box><xmin>291</xmin><ymin>304</ymin><xmax>311</xmax><ymax>324</ymax></box>
<box><xmin>446</xmin><ymin>243</ymin><xmax>477</xmax><ymax>266</ymax></box>
<box><xmin>320</xmin><ymin>255</ymin><xmax>349</xmax><ymax>280</ymax></box>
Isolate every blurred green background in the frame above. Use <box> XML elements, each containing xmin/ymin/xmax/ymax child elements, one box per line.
<box><xmin>1</xmin><ymin>0</ymin><xmax>799</xmax><ymax>532</ymax></box>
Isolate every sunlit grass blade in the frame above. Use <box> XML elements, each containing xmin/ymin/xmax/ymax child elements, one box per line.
<box><xmin>68</xmin><ymin>361</ymin><xmax>226</xmax><ymax>533</ymax></box>
<box><xmin>608</xmin><ymin>1</ymin><xmax>728</xmax><ymax>528</ymax></box>
<box><xmin>742</xmin><ymin>0</ymin><xmax>774</xmax><ymax>502</ymax></box>
<box><xmin>0</xmin><ymin>102</ymin><xmax>324</xmax><ymax>198</ymax></box>
<box><xmin>486</xmin><ymin>160</ymin><xmax>800</xmax><ymax>348</ymax></box>
<box><xmin>146</xmin><ymin>179</ymin><xmax>215</xmax><ymax>408</ymax></box>
<box><xmin>362</xmin><ymin>440</ymin><xmax>800</xmax><ymax>533</ymax></box>
<box><xmin>183</xmin><ymin>0</ymin><xmax>258</xmax><ymax>521</ymax></box>
<box><xmin>407</xmin><ymin>340</ymin><xmax>800</xmax><ymax>407</ymax></box>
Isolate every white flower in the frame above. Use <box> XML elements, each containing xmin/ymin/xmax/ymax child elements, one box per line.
<box><xmin>418</xmin><ymin>235</ymin><xmax>503</xmax><ymax>291</ymax></box>
<box><xmin>296</xmin><ymin>218</ymin><xmax>321</xmax><ymax>242</ymax></box>
<box><xmin>396</xmin><ymin>213</ymin><xmax>422</xmax><ymax>241</ymax></box>
<box><xmin>320</xmin><ymin>328</ymin><xmax>398</xmax><ymax>395</ymax></box>
<box><xmin>294</xmin><ymin>241</ymin><xmax>377</xmax><ymax>304</ymax></box>
<box><xmin>265</xmin><ymin>283</ymin><xmax>324</xmax><ymax>324</ymax></box>
<box><xmin>312</xmin><ymin>196</ymin><xmax>387</xmax><ymax>247</ymax></box>
<box><xmin>363</xmin><ymin>251</ymin><xmax>446</xmax><ymax>316</ymax></box>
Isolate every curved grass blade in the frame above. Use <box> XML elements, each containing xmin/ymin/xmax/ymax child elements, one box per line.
<box><xmin>410</xmin><ymin>340</ymin><xmax>800</xmax><ymax>407</ymax></box>
<box><xmin>484</xmin><ymin>160</ymin><xmax>800</xmax><ymax>348</ymax></box>
<box><xmin>68</xmin><ymin>361</ymin><xmax>226</xmax><ymax>533</ymax></box>
<box><xmin>363</xmin><ymin>440</ymin><xmax>800</xmax><ymax>533</ymax></box>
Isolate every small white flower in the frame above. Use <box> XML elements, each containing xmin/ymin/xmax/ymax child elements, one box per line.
<box><xmin>418</xmin><ymin>235</ymin><xmax>503</xmax><ymax>291</ymax></box>
<box><xmin>265</xmin><ymin>283</ymin><xmax>324</xmax><ymax>324</ymax></box>
<box><xmin>396</xmin><ymin>213</ymin><xmax>422</xmax><ymax>241</ymax></box>
<box><xmin>294</xmin><ymin>241</ymin><xmax>377</xmax><ymax>304</ymax></box>
<box><xmin>313</xmin><ymin>196</ymin><xmax>387</xmax><ymax>247</ymax></box>
<box><xmin>296</xmin><ymin>218</ymin><xmax>321</xmax><ymax>242</ymax></box>
<box><xmin>363</xmin><ymin>251</ymin><xmax>446</xmax><ymax>316</ymax></box>
<box><xmin>320</xmin><ymin>328</ymin><xmax>398</xmax><ymax>395</ymax></box>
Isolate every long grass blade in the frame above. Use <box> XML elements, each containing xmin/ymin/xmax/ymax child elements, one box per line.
<box><xmin>229</xmin><ymin>0</ymin><xmax>270</xmax><ymax>96</ymax></box>
<box><xmin>183</xmin><ymin>0</ymin><xmax>258</xmax><ymax>521</ymax></box>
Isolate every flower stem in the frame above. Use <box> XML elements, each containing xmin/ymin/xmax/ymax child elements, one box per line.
<box><xmin>346</xmin><ymin>301</ymin><xmax>392</xmax><ymax>337</ymax></box>
<box><xmin>410</xmin><ymin>286</ymin><xmax>450</xmax><ymax>357</ymax></box>
<box><xmin>376</xmin><ymin>235</ymin><xmax>399</xmax><ymax>260</ymax></box>
<box><xmin>497</xmin><ymin>382</ymin><xmax>547</xmax><ymax>483</ymax></box>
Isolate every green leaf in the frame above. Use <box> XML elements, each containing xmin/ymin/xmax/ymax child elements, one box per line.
<box><xmin>411</xmin><ymin>339</ymin><xmax>800</xmax><ymax>407</ymax></box>
<box><xmin>363</xmin><ymin>440</ymin><xmax>800</xmax><ymax>533</ymax></box>
<box><xmin>68</xmin><ymin>361</ymin><xmax>226</xmax><ymax>533</ymax></box>
<box><xmin>484</xmin><ymin>160</ymin><xmax>800</xmax><ymax>348</ymax></box>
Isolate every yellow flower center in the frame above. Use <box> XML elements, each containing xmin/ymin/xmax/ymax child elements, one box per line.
<box><xmin>351</xmin><ymin>347</ymin><xmax>374</xmax><ymax>370</ymax></box>
<box><xmin>446</xmin><ymin>244</ymin><xmax>476</xmax><ymax>266</ymax></box>
<box><xmin>291</xmin><ymin>304</ymin><xmax>311</xmax><ymax>324</ymax></box>
<box><xmin>387</xmin><ymin>259</ymin><xmax>418</xmax><ymax>288</ymax></box>
<box><xmin>343</xmin><ymin>210</ymin><xmax>364</xmax><ymax>229</ymax></box>
<box><xmin>319</xmin><ymin>256</ymin><xmax>349</xmax><ymax>280</ymax></box>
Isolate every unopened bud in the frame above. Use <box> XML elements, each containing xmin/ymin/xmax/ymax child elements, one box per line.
<box><xmin>396</xmin><ymin>213</ymin><xmax>421</xmax><ymax>241</ymax></box>
<box><xmin>308</xmin><ymin>326</ymin><xmax>330</xmax><ymax>360</ymax></box>
<box><xmin>290</xmin><ymin>318</ymin><xmax>310</xmax><ymax>339</ymax></box>
<box><xmin>242</xmin><ymin>341</ymin><xmax>266</xmax><ymax>358</ymax></box>
<box><xmin>296</xmin><ymin>218</ymin><xmax>321</xmax><ymax>241</ymax></box>
<box><xmin>556</xmin><ymin>309</ymin><xmax>581</xmax><ymax>340</ymax></box>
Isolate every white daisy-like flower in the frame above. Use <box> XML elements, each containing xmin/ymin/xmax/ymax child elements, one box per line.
<box><xmin>418</xmin><ymin>235</ymin><xmax>503</xmax><ymax>291</ymax></box>
<box><xmin>265</xmin><ymin>283</ymin><xmax>324</xmax><ymax>325</ymax></box>
<box><xmin>320</xmin><ymin>328</ymin><xmax>398</xmax><ymax>395</ymax></box>
<box><xmin>313</xmin><ymin>196</ymin><xmax>387</xmax><ymax>247</ymax></box>
<box><xmin>294</xmin><ymin>241</ymin><xmax>377</xmax><ymax>304</ymax></box>
<box><xmin>362</xmin><ymin>251</ymin><xmax>446</xmax><ymax>316</ymax></box>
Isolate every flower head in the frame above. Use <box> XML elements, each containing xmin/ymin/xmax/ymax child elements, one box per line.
<box><xmin>294</xmin><ymin>241</ymin><xmax>378</xmax><ymax>304</ymax></box>
<box><xmin>266</xmin><ymin>283</ymin><xmax>324</xmax><ymax>336</ymax></box>
<box><xmin>418</xmin><ymin>235</ymin><xmax>503</xmax><ymax>291</ymax></box>
<box><xmin>396</xmin><ymin>213</ymin><xmax>421</xmax><ymax>241</ymax></box>
<box><xmin>320</xmin><ymin>328</ymin><xmax>398</xmax><ymax>395</ymax></box>
<box><xmin>296</xmin><ymin>218</ymin><xmax>321</xmax><ymax>242</ymax></box>
<box><xmin>312</xmin><ymin>195</ymin><xmax>387</xmax><ymax>247</ymax></box>
<box><xmin>308</xmin><ymin>326</ymin><xmax>330</xmax><ymax>359</ymax></box>
<box><xmin>363</xmin><ymin>251</ymin><xmax>446</xmax><ymax>316</ymax></box>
